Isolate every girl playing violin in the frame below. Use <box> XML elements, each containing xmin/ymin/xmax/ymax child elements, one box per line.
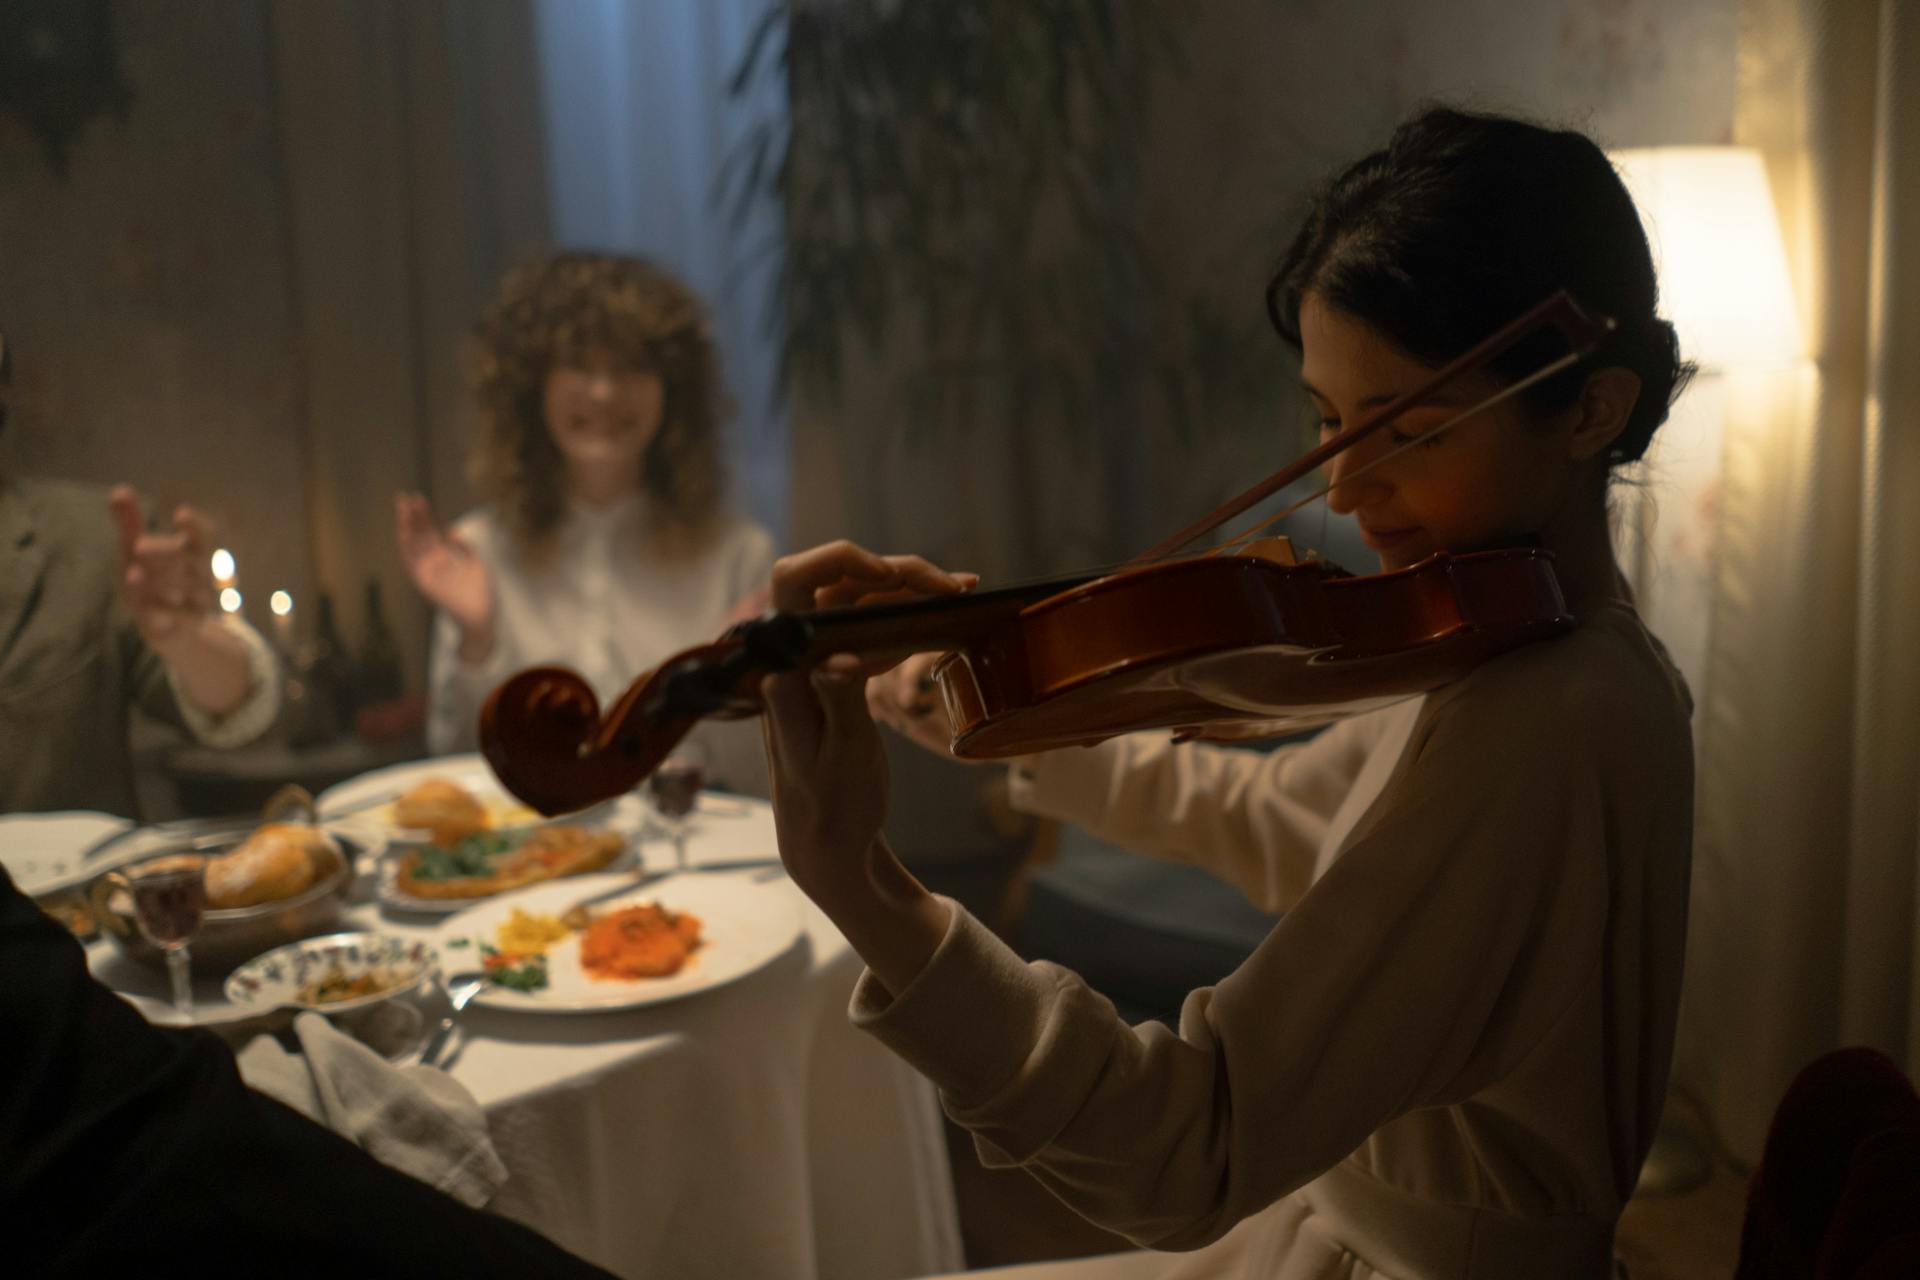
<box><xmin>758</xmin><ymin>106</ymin><xmax>1695</xmax><ymax>1279</ymax></box>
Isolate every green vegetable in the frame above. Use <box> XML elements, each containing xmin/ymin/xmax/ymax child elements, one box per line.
<box><xmin>406</xmin><ymin>831</ymin><xmax>520</xmax><ymax>881</ymax></box>
<box><xmin>479</xmin><ymin>942</ymin><xmax>549</xmax><ymax>992</ymax></box>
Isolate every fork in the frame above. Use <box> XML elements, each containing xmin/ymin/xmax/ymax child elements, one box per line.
<box><xmin>556</xmin><ymin>858</ymin><xmax>784</xmax><ymax>930</ymax></box>
<box><xmin>419</xmin><ymin>971</ymin><xmax>486</xmax><ymax>1069</ymax></box>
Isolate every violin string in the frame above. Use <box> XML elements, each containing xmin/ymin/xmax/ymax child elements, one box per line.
<box><xmin>1206</xmin><ymin>350</ymin><xmax>1585</xmax><ymax>559</ymax></box>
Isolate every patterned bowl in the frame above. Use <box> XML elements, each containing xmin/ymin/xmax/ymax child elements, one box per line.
<box><xmin>225</xmin><ymin>931</ymin><xmax>440</xmax><ymax>1014</ymax></box>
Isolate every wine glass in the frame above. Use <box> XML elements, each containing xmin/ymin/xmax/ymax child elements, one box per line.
<box><xmin>645</xmin><ymin>741</ymin><xmax>707</xmax><ymax>872</ymax></box>
<box><xmin>116</xmin><ymin>860</ymin><xmax>208</xmax><ymax>1019</ymax></box>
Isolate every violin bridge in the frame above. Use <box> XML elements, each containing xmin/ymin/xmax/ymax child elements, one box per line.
<box><xmin>1239</xmin><ymin>535</ymin><xmax>1300</xmax><ymax>566</ymax></box>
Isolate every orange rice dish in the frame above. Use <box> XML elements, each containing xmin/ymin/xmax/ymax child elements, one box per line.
<box><xmin>579</xmin><ymin>903</ymin><xmax>703</xmax><ymax>981</ymax></box>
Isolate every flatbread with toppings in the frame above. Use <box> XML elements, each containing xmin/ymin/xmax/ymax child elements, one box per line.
<box><xmin>394</xmin><ymin>825</ymin><xmax>625</xmax><ymax>900</ymax></box>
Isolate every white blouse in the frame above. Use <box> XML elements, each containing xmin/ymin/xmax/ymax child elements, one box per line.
<box><xmin>425</xmin><ymin>497</ymin><xmax>775</xmax><ymax>795</ymax></box>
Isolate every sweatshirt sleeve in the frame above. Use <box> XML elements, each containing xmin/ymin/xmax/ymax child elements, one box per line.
<box><xmin>853</xmin><ymin>675</ymin><xmax>1613</xmax><ymax>1251</ymax></box>
<box><xmin>1005</xmin><ymin>713</ymin><xmax>1383</xmax><ymax>912</ymax></box>
<box><xmin>126</xmin><ymin>614</ymin><xmax>281</xmax><ymax>749</ymax></box>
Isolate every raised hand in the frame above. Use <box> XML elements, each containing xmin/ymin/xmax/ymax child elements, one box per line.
<box><xmin>109</xmin><ymin>485</ymin><xmax>217</xmax><ymax>658</ymax></box>
<box><xmin>394</xmin><ymin>492</ymin><xmax>494</xmax><ymax>661</ymax></box>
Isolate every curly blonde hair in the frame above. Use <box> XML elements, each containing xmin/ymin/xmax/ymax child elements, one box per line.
<box><xmin>469</xmin><ymin>251</ymin><xmax>729</xmax><ymax>555</ymax></box>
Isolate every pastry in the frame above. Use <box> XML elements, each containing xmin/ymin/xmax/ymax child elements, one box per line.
<box><xmin>204</xmin><ymin>823</ymin><xmax>332</xmax><ymax>908</ymax></box>
<box><xmin>392</xmin><ymin>777</ymin><xmax>489</xmax><ymax>846</ymax></box>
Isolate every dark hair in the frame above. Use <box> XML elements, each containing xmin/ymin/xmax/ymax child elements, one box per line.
<box><xmin>469</xmin><ymin>251</ymin><xmax>729</xmax><ymax>555</ymax></box>
<box><xmin>1266</xmin><ymin>106</ymin><xmax>1692</xmax><ymax>464</ymax></box>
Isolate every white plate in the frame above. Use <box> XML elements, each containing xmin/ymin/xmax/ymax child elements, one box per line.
<box><xmin>0</xmin><ymin>811</ymin><xmax>136</xmax><ymax>897</ymax></box>
<box><xmin>433</xmin><ymin>872</ymin><xmax>803</xmax><ymax>1014</ymax></box>
<box><xmin>373</xmin><ymin>833</ymin><xmax>638</xmax><ymax>916</ymax></box>
<box><xmin>316</xmin><ymin>754</ymin><xmax>617</xmax><ymax>839</ymax></box>
<box><xmin>225</xmin><ymin>931</ymin><xmax>440</xmax><ymax>1014</ymax></box>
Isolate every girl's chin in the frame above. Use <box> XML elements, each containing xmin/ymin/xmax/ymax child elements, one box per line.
<box><xmin>1374</xmin><ymin>546</ymin><xmax>1434</xmax><ymax>573</ymax></box>
<box><xmin>560</xmin><ymin>442</ymin><xmax>644</xmax><ymax>469</ymax></box>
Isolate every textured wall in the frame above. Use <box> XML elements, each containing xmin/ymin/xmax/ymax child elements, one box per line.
<box><xmin>0</xmin><ymin>0</ymin><xmax>546</xmax><ymax>681</ymax></box>
<box><xmin>0</xmin><ymin>1</ymin><xmax>312</xmax><ymax>621</ymax></box>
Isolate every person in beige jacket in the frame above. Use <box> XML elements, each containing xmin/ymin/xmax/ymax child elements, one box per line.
<box><xmin>759</xmin><ymin>108</ymin><xmax>1697</xmax><ymax>1280</ymax></box>
<box><xmin>0</xmin><ymin>335</ymin><xmax>279</xmax><ymax>819</ymax></box>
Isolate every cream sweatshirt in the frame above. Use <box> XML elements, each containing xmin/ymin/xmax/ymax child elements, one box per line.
<box><xmin>853</xmin><ymin>601</ymin><xmax>1693</xmax><ymax>1279</ymax></box>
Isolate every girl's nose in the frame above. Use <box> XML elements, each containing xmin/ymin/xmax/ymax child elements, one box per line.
<box><xmin>1324</xmin><ymin>441</ymin><xmax>1391</xmax><ymax>515</ymax></box>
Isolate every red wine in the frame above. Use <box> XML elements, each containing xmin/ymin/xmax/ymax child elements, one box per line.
<box><xmin>649</xmin><ymin>761</ymin><xmax>705</xmax><ymax>820</ymax></box>
<box><xmin>131</xmin><ymin>867</ymin><xmax>206</xmax><ymax>946</ymax></box>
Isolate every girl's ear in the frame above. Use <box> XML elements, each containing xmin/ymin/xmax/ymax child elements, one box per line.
<box><xmin>1566</xmin><ymin>366</ymin><xmax>1642</xmax><ymax>462</ymax></box>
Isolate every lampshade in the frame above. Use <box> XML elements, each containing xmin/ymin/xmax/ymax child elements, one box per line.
<box><xmin>1609</xmin><ymin>146</ymin><xmax>1802</xmax><ymax>371</ymax></box>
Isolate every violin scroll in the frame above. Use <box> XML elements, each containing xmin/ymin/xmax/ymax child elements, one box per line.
<box><xmin>478</xmin><ymin>632</ymin><xmax>785</xmax><ymax>816</ymax></box>
<box><xmin>479</xmin><ymin>666</ymin><xmax>676</xmax><ymax>817</ymax></box>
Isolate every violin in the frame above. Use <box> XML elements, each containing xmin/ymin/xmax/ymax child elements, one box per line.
<box><xmin>480</xmin><ymin>291</ymin><xmax>1612</xmax><ymax>817</ymax></box>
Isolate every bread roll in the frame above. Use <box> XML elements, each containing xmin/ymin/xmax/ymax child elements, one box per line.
<box><xmin>393</xmin><ymin>777</ymin><xmax>488</xmax><ymax>845</ymax></box>
<box><xmin>204</xmin><ymin>823</ymin><xmax>328</xmax><ymax>908</ymax></box>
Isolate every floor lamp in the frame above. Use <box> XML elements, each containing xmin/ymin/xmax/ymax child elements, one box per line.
<box><xmin>1607</xmin><ymin>146</ymin><xmax>1803</xmax><ymax>1196</ymax></box>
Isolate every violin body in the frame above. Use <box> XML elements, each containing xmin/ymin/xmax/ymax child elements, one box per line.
<box><xmin>933</xmin><ymin>546</ymin><xmax>1572</xmax><ymax>756</ymax></box>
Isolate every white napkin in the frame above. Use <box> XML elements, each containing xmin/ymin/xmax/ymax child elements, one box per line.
<box><xmin>237</xmin><ymin>1012</ymin><xmax>508</xmax><ymax>1208</ymax></box>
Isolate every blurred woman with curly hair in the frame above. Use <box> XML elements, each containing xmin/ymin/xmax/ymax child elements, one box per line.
<box><xmin>395</xmin><ymin>252</ymin><xmax>772</xmax><ymax>788</ymax></box>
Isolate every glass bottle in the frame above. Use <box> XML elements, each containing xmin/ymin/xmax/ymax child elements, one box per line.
<box><xmin>309</xmin><ymin>591</ymin><xmax>358</xmax><ymax>731</ymax></box>
<box><xmin>359</xmin><ymin>578</ymin><xmax>404</xmax><ymax>704</ymax></box>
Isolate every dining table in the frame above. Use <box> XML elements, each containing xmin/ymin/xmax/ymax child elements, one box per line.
<box><xmin>80</xmin><ymin>787</ymin><xmax>966</xmax><ymax>1280</ymax></box>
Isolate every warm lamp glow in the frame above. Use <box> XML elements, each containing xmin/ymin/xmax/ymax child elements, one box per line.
<box><xmin>210</xmin><ymin>548</ymin><xmax>236</xmax><ymax>582</ymax></box>
<box><xmin>219</xmin><ymin>587</ymin><xmax>243</xmax><ymax>614</ymax></box>
<box><xmin>1610</xmin><ymin>146</ymin><xmax>1802</xmax><ymax>371</ymax></box>
<box><xmin>269</xmin><ymin>590</ymin><xmax>293</xmax><ymax>617</ymax></box>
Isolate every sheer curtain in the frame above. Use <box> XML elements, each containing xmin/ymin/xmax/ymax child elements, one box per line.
<box><xmin>531</xmin><ymin>0</ymin><xmax>788</xmax><ymax>541</ymax></box>
<box><xmin>1672</xmin><ymin>0</ymin><xmax>1920</xmax><ymax>1160</ymax></box>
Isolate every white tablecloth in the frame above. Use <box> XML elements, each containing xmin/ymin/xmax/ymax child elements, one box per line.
<box><xmin>86</xmin><ymin>798</ymin><xmax>963</xmax><ymax>1280</ymax></box>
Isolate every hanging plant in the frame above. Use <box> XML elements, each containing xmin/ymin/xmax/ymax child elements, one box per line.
<box><xmin>723</xmin><ymin>0</ymin><xmax>1292</xmax><ymax>560</ymax></box>
<box><xmin>0</xmin><ymin>0</ymin><xmax>133</xmax><ymax>178</ymax></box>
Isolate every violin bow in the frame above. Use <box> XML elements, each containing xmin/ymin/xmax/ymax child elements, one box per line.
<box><xmin>1133</xmin><ymin>291</ymin><xmax>1615</xmax><ymax>564</ymax></box>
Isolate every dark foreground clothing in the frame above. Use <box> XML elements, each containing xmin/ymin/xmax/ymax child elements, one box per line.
<box><xmin>0</xmin><ymin>865</ymin><xmax>613</xmax><ymax>1278</ymax></box>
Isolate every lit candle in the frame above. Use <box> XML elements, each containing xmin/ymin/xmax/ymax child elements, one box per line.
<box><xmin>210</xmin><ymin>548</ymin><xmax>237</xmax><ymax>589</ymax></box>
<box><xmin>269</xmin><ymin>589</ymin><xmax>295</xmax><ymax>651</ymax></box>
<box><xmin>219</xmin><ymin>587</ymin><xmax>244</xmax><ymax>614</ymax></box>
